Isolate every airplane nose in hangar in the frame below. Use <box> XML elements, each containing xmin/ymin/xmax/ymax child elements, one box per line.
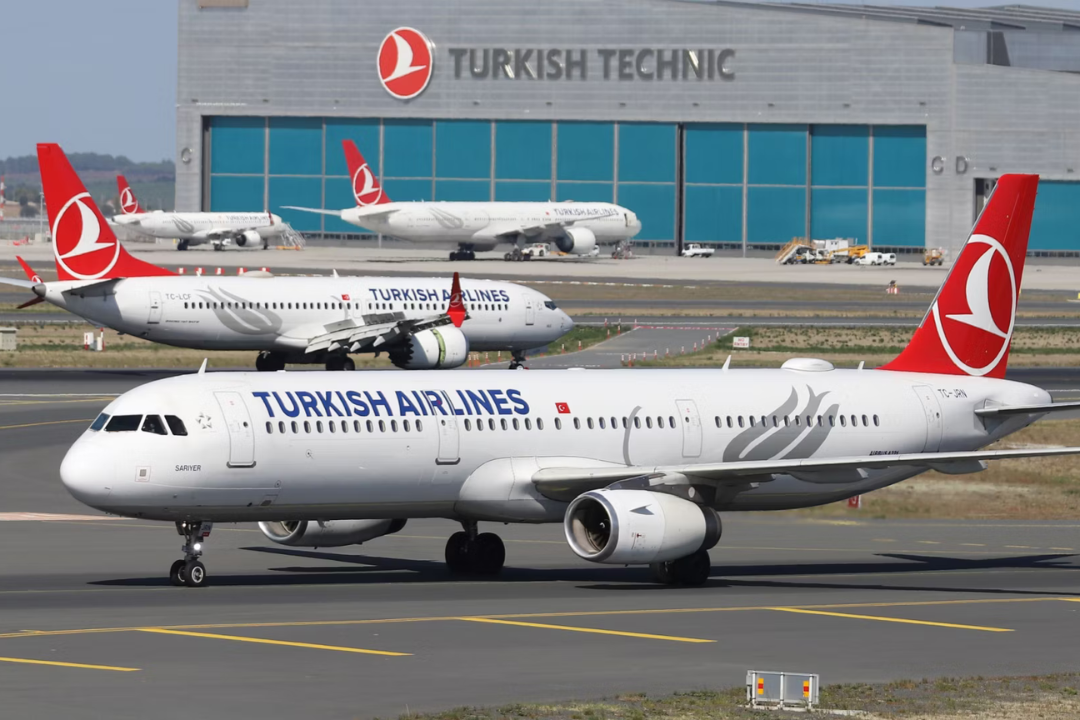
<box><xmin>60</xmin><ymin>441</ymin><xmax>114</xmax><ymax>508</ymax></box>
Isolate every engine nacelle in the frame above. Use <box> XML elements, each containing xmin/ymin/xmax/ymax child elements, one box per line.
<box><xmin>258</xmin><ymin>518</ymin><xmax>406</xmax><ymax>547</ymax></box>
<box><xmin>234</xmin><ymin>229</ymin><xmax>261</xmax><ymax>247</ymax></box>
<box><xmin>564</xmin><ymin>489</ymin><xmax>721</xmax><ymax>565</ymax></box>
<box><xmin>554</xmin><ymin>227</ymin><xmax>597</xmax><ymax>256</ymax></box>
<box><xmin>388</xmin><ymin>325</ymin><xmax>469</xmax><ymax>370</ymax></box>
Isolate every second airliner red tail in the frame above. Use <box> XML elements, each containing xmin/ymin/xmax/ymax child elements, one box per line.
<box><xmin>343</xmin><ymin>140</ymin><xmax>391</xmax><ymax>207</ymax></box>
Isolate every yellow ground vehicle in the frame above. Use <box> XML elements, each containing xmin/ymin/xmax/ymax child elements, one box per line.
<box><xmin>924</xmin><ymin>248</ymin><xmax>945</xmax><ymax>266</ymax></box>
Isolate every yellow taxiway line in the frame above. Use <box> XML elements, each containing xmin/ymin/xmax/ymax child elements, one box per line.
<box><xmin>769</xmin><ymin>607</ymin><xmax>1013</xmax><ymax>632</ymax></box>
<box><xmin>458</xmin><ymin>617</ymin><xmax>714</xmax><ymax>643</ymax></box>
<box><xmin>0</xmin><ymin>656</ymin><xmax>139</xmax><ymax>671</ymax></box>
<box><xmin>137</xmin><ymin>628</ymin><xmax>411</xmax><ymax>656</ymax></box>
<box><xmin>0</xmin><ymin>418</ymin><xmax>93</xmax><ymax>432</ymax></box>
<box><xmin>0</xmin><ymin>595</ymin><xmax>1066</xmax><ymax>641</ymax></box>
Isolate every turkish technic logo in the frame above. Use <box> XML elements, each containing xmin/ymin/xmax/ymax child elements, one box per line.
<box><xmin>931</xmin><ymin>234</ymin><xmax>1017</xmax><ymax>377</ymax></box>
<box><xmin>119</xmin><ymin>187</ymin><xmax>139</xmax><ymax>214</ymax></box>
<box><xmin>352</xmin><ymin>163</ymin><xmax>383</xmax><ymax>206</ymax></box>
<box><xmin>377</xmin><ymin>27</ymin><xmax>433</xmax><ymax>100</ymax></box>
<box><xmin>53</xmin><ymin>192</ymin><xmax>120</xmax><ymax>280</ymax></box>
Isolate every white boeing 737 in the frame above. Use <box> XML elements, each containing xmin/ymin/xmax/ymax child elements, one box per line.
<box><xmin>284</xmin><ymin>140</ymin><xmax>641</xmax><ymax>261</ymax></box>
<box><xmin>60</xmin><ymin>174</ymin><xmax>1080</xmax><ymax>588</ymax></box>
<box><xmin>0</xmin><ymin>144</ymin><xmax>571</xmax><ymax>371</ymax></box>
<box><xmin>113</xmin><ymin>174</ymin><xmax>287</xmax><ymax>251</ymax></box>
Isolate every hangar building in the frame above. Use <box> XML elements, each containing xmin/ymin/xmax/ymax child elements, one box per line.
<box><xmin>176</xmin><ymin>0</ymin><xmax>1080</xmax><ymax>256</ymax></box>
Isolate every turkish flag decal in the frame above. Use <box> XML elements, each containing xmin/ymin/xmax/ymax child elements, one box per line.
<box><xmin>555</xmin><ymin>402</ymin><xmax>571</xmax><ymax>414</ymax></box>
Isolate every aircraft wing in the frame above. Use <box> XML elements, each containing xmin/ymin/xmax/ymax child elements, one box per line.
<box><xmin>302</xmin><ymin>311</ymin><xmax>459</xmax><ymax>355</ymax></box>
<box><xmin>531</xmin><ymin>445</ymin><xmax>1080</xmax><ymax>500</ymax></box>
<box><xmin>281</xmin><ymin>206</ymin><xmax>343</xmax><ymax>218</ymax></box>
<box><xmin>0</xmin><ymin>276</ymin><xmax>37</xmax><ymax>289</ymax></box>
<box><xmin>494</xmin><ymin>209</ymin><xmax>622</xmax><ymax>240</ymax></box>
<box><xmin>975</xmin><ymin>402</ymin><xmax>1080</xmax><ymax>417</ymax></box>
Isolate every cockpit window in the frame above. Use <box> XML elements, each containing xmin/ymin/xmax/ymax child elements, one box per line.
<box><xmin>141</xmin><ymin>415</ymin><xmax>168</xmax><ymax>436</ymax></box>
<box><xmin>165</xmin><ymin>416</ymin><xmax>188</xmax><ymax>436</ymax></box>
<box><xmin>89</xmin><ymin>413</ymin><xmax>110</xmax><ymax>431</ymax></box>
<box><xmin>544</xmin><ymin>301</ymin><xmax>557</xmax><ymax>310</ymax></box>
<box><xmin>105</xmin><ymin>415</ymin><xmax>142</xmax><ymax>432</ymax></box>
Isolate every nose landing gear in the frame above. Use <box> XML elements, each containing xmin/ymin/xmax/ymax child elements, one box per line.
<box><xmin>444</xmin><ymin>521</ymin><xmax>505</xmax><ymax>575</ymax></box>
<box><xmin>508</xmin><ymin>350</ymin><xmax>527</xmax><ymax>370</ymax></box>
<box><xmin>170</xmin><ymin>521</ymin><xmax>213</xmax><ymax>587</ymax></box>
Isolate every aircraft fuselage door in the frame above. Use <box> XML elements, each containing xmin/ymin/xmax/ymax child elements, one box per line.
<box><xmin>436</xmin><ymin>391</ymin><xmax>460</xmax><ymax>466</ymax></box>
<box><xmin>214</xmin><ymin>391</ymin><xmax>255</xmax><ymax>468</ymax></box>
<box><xmin>913</xmin><ymin>385</ymin><xmax>942</xmax><ymax>452</ymax></box>
<box><xmin>525</xmin><ymin>297</ymin><xmax>535</xmax><ymax>325</ymax></box>
<box><xmin>675</xmin><ymin>399</ymin><xmax>702</xmax><ymax>458</ymax></box>
<box><xmin>148</xmin><ymin>291</ymin><xmax>163</xmax><ymax>324</ymax></box>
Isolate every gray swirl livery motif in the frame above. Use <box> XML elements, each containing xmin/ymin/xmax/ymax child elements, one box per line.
<box><xmin>722</xmin><ymin>386</ymin><xmax>839</xmax><ymax>462</ymax></box>
<box><xmin>195</xmin><ymin>288</ymin><xmax>283</xmax><ymax>335</ymax></box>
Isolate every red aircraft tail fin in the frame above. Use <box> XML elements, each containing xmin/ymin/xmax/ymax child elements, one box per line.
<box><xmin>343</xmin><ymin>140</ymin><xmax>391</xmax><ymax>206</ymax></box>
<box><xmin>38</xmin><ymin>144</ymin><xmax>173</xmax><ymax>281</ymax></box>
<box><xmin>881</xmin><ymin>174</ymin><xmax>1038</xmax><ymax>379</ymax></box>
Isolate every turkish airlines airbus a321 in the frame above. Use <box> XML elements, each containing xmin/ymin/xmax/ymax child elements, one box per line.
<box><xmin>285</xmin><ymin>140</ymin><xmax>642</xmax><ymax>261</ymax></box>
<box><xmin>0</xmin><ymin>144</ymin><xmax>571</xmax><ymax>371</ymax></box>
<box><xmin>112</xmin><ymin>174</ymin><xmax>287</xmax><ymax>251</ymax></box>
<box><xmin>60</xmin><ymin>174</ymin><xmax>1080</xmax><ymax>588</ymax></box>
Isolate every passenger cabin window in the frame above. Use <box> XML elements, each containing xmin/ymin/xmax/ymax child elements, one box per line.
<box><xmin>105</xmin><ymin>415</ymin><xmax>142</xmax><ymax>432</ymax></box>
<box><xmin>89</xmin><ymin>413</ymin><xmax>110</xmax><ymax>431</ymax></box>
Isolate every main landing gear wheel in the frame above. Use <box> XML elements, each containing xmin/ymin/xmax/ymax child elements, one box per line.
<box><xmin>177</xmin><ymin>239</ymin><xmax>190</xmax><ymax>251</ymax></box>
<box><xmin>444</xmin><ymin>524</ymin><xmax>505</xmax><ymax>575</ymax></box>
<box><xmin>450</xmin><ymin>249</ymin><xmax>477</xmax><ymax>261</ymax></box>
<box><xmin>325</xmin><ymin>356</ymin><xmax>355</xmax><ymax>371</ymax></box>
<box><xmin>262</xmin><ymin>239</ymin><xmax>269</xmax><ymax>250</ymax></box>
<box><xmin>256</xmin><ymin>352</ymin><xmax>286</xmax><ymax>372</ymax></box>
<box><xmin>650</xmin><ymin>550</ymin><xmax>710</xmax><ymax>587</ymax></box>
<box><xmin>213</xmin><ymin>243</ymin><xmax>223</xmax><ymax>252</ymax></box>
<box><xmin>171</xmin><ymin>521</ymin><xmax>212</xmax><ymax>588</ymax></box>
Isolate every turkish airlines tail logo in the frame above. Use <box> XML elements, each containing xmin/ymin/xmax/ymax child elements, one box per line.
<box><xmin>342</xmin><ymin>141</ymin><xmax>391</xmax><ymax>206</ymax></box>
<box><xmin>882</xmin><ymin>174</ymin><xmax>1038</xmax><ymax>379</ymax></box>
<box><xmin>116</xmin><ymin>175</ymin><xmax>143</xmax><ymax>214</ymax></box>
<box><xmin>38</xmin><ymin>144</ymin><xmax>173</xmax><ymax>281</ymax></box>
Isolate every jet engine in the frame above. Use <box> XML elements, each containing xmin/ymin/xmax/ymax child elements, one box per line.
<box><xmin>388</xmin><ymin>326</ymin><xmax>469</xmax><ymax>370</ymax></box>
<box><xmin>258</xmin><ymin>519</ymin><xmax>406</xmax><ymax>547</ymax></box>
<box><xmin>564</xmin><ymin>489</ymin><xmax>721</xmax><ymax>565</ymax></box>
<box><xmin>554</xmin><ymin>227</ymin><xmax>597</xmax><ymax>256</ymax></box>
<box><xmin>234</xmin><ymin>229</ymin><xmax>261</xmax><ymax>247</ymax></box>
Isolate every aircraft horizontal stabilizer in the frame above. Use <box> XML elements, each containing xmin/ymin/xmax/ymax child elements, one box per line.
<box><xmin>532</xmin><ymin>445</ymin><xmax>1080</xmax><ymax>499</ymax></box>
<box><xmin>60</xmin><ymin>278</ymin><xmax>123</xmax><ymax>298</ymax></box>
<box><xmin>0</xmin><ymin>276</ymin><xmax>37</xmax><ymax>289</ymax></box>
<box><xmin>281</xmin><ymin>206</ymin><xmax>344</xmax><ymax>218</ymax></box>
<box><xmin>975</xmin><ymin>401</ymin><xmax>1080</xmax><ymax>417</ymax></box>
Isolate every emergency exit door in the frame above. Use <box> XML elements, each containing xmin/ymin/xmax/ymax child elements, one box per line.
<box><xmin>148</xmin><ymin>291</ymin><xmax>163</xmax><ymax>324</ymax></box>
<box><xmin>525</xmin><ymin>297</ymin><xmax>535</xmax><ymax>325</ymax></box>
<box><xmin>675</xmin><ymin>399</ymin><xmax>702</xmax><ymax>458</ymax></box>
<box><xmin>913</xmin><ymin>386</ymin><xmax>942</xmax><ymax>453</ymax></box>
<box><xmin>436</xmin><ymin>392</ymin><xmax>460</xmax><ymax>466</ymax></box>
<box><xmin>215</xmin><ymin>391</ymin><xmax>255</xmax><ymax>467</ymax></box>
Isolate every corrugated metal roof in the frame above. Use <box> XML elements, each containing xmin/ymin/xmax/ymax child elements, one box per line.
<box><xmin>705</xmin><ymin>1</ymin><xmax>1080</xmax><ymax>31</ymax></box>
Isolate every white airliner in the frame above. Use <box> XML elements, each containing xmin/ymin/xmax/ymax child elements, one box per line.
<box><xmin>284</xmin><ymin>140</ymin><xmax>642</xmax><ymax>261</ymax></box>
<box><xmin>0</xmin><ymin>144</ymin><xmax>571</xmax><ymax>371</ymax></box>
<box><xmin>59</xmin><ymin>174</ymin><xmax>1080</xmax><ymax>588</ymax></box>
<box><xmin>113</xmin><ymin>174</ymin><xmax>286</xmax><ymax>251</ymax></box>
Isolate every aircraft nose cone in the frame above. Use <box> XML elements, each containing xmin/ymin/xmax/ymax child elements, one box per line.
<box><xmin>60</xmin><ymin>440</ymin><xmax>113</xmax><ymax>509</ymax></box>
<box><xmin>561</xmin><ymin>310</ymin><xmax>574</xmax><ymax>333</ymax></box>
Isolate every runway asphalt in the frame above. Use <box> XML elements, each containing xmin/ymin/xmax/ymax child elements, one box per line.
<box><xmin>3</xmin><ymin>369</ymin><xmax>1080</xmax><ymax>717</ymax></box>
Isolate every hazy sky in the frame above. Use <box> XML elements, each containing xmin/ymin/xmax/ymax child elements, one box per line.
<box><xmin>2</xmin><ymin>1</ymin><xmax>176</xmax><ymax>162</ymax></box>
<box><xmin>3</xmin><ymin>0</ymin><xmax>1078</xmax><ymax>162</ymax></box>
